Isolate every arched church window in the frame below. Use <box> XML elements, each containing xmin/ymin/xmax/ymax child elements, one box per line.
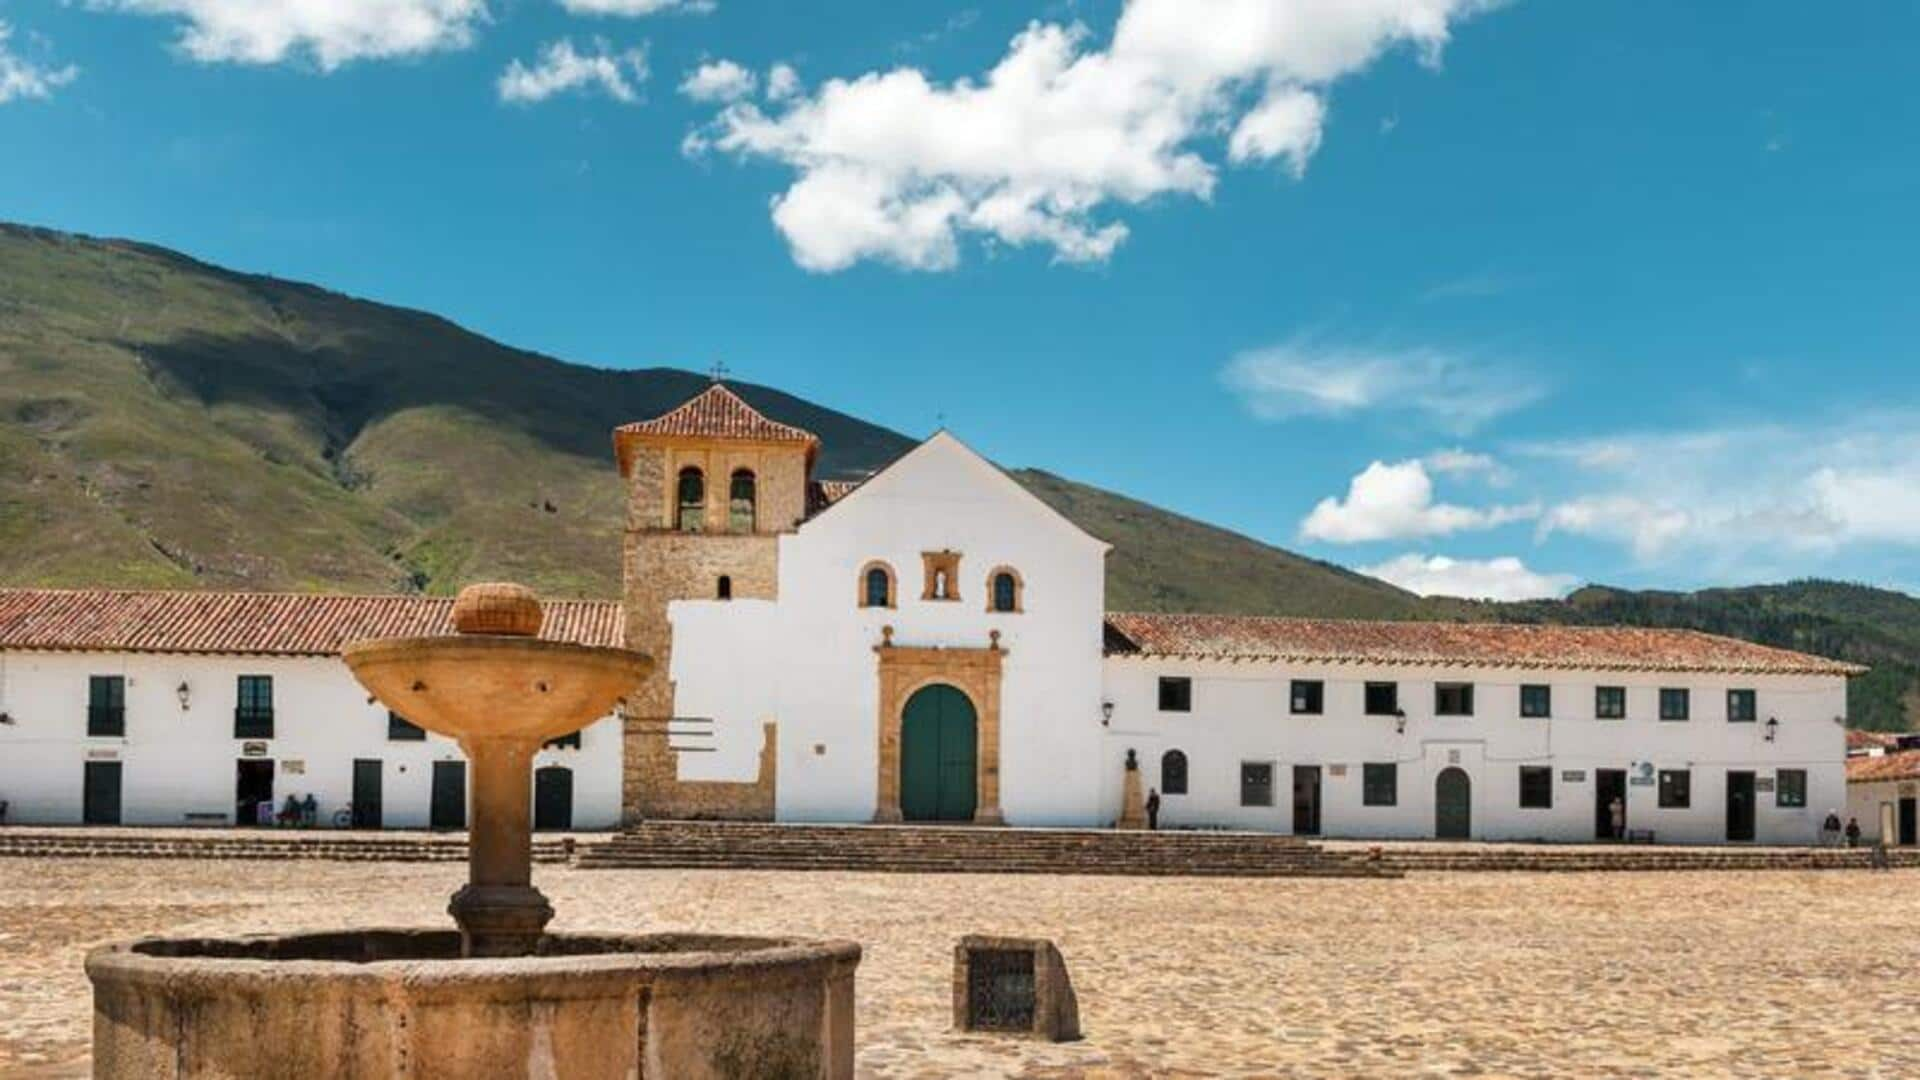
<box><xmin>987</xmin><ymin>568</ymin><xmax>1022</xmax><ymax>613</ymax></box>
<box><xmin>1161</xmin><ymin>749</ymin><xmax>1188</xmax><ymax>796</ymax></box>
<box><xmin>729</xmin><ymin>469</ymin><xmax>756</xmax><ymax>533</ymax></box>
<box><xmin>675</xmin><ymin>467</ymin><xmax>705</xmax><ymax>532</ymax></box>
<box><xmin>717</xmin><ymin>575</ymin><xmax>732</xmax><ymax>600</ymax></box>
<box><xmin>861</xmin><ymin>563</ymin><xmax>895</xmax><ymax>608</ymax></box>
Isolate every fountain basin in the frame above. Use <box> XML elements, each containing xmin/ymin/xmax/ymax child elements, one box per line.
<box><xmin>88</xmin><ymin>929</ymin><xmax>860</xmax><ymax>1079</ymax></box>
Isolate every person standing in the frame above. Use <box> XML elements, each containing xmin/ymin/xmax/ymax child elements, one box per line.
<box><xmin>1609</xmin><ymin>795</ymin><xmax>1626</xmax><ymax>841</ymax></box>
<box><xmin>1145</xmin><ymin>788</ymin><xmax>1161</xmax><ymax>831</ymax></box>
<box><xmin>1845</xmin><ymin>817</ymin><xmax>1862</xmax><ymax>848</ymax></box>
<box><xmin>1822</xmin><ymin>810</ymin><xmax>1843</xmax><ymax>847</ymax></box>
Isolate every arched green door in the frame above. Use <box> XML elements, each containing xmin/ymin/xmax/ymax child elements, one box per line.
<box><xmin>900</xmin><ymin>684</ymin><xmax>978</xmax><ymax>822</ymax></box>
<box><xmin>1436</xmin><ymin>767</ymin><xmax>1472</xmax><ymax>839</ymax></box>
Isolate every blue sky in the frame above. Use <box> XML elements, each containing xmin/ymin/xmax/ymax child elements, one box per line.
<box><xmin>3</xmin><ymin>0</ymin><xmax>1917</xmax><ymax>599</ymax></box>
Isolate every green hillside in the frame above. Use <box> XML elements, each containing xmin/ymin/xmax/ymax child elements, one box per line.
<box><xmin>1</xmin><ymin>222</ymin><xmax>1912</xmax><ymax>731</ymax></box>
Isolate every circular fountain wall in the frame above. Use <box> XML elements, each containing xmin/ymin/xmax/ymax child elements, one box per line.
<box><xmin>88</xmin><ymin>930</ymin><xmax>860</xmax><ymax>1079</ymax></box>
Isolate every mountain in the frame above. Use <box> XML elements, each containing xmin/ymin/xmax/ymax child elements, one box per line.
<box><xmin>0</xmin><ymin>222</ymin><xmax>1912</xmax><ymax>731</ymax></box>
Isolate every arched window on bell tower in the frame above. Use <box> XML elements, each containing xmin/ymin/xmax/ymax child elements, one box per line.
<box><xmin>676</xmin><ymin>467</ymin><xmax>705</xmax><ymax>532</ymax></box>
<box><xmin>729</xmin><ymin>469</ymin><xmax>756</xmax><ymax>533</ymax></box>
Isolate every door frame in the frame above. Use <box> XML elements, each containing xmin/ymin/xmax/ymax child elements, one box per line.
<box><xmin>1292</xmin><ymin>765</ymin><xmax>1322</xmax><ymax>836</ymax></box>
<box><xmin>430</xmin><ymin>760</ymin><xmax>467</xmax><ymax>831</ymax></box>
<box><xmin>1901</xmin><ymin>797</ymin><xmax>1918</xmax><ymax>847</ymax></box>
<box><xmin>900</xmin><ymin>683</ymin><xmax>980</xmax><ymax>822</ymax></box>
<box><xmin>83</xmin><ymin>760</ymin><xmax>123</xmax><ymax>825</ymax></box>
<box><xmin>351</xmin><ymin>759</ymin><xmax>383</xmax><ymax>829</ymax></box>
<box><xmin>1435</xmin><ymin>767</ymin><xmax>1472</xmax><ymax>840</ymax></box>
<box><xmin>873</xmin><ymin>639</ymin><xmax>1004</xmax><ymax>824</ymax></box>
<box><xmin>1595</xmin><ymin>768</ymin><xmax>1627</xmax><ymax>840</ymax></box>
<box><xmin>534</xmin><ymin>765</ymin><xmax>574</xmax><ymax>831</ymax></box>
<box><xmin>1725</xmin><ymin>770</ymin><xmax>1756</xmax><ymax>843</ymax></box>
<box><xmin>235</xmin><ymin>759</ymin><xmax>275</xmax><ymax>827</ymax></box>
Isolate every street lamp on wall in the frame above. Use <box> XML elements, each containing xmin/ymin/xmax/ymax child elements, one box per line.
<box><xmin>1394</xmin><ymin>709</ymin><xmax>1407</xmax><ymax>736</ymax></box>
<box><xmin>176</xmin><ymin>681</ymin><xmax>191</xmax><ymax>711</ymax></box>
<box><xmin>1764</xmin><ymin>717</ymin><xmax>1779</xmax><ymax>743</ymax></box>
<box><xmin>1100</xmin><ymin>700</ymin><xmax>1114</xmax><ymax>727</ymax></box>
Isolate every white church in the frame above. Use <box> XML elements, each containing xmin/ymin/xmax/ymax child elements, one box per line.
<box><xmin>0</xmin><ymin>384</ymin><xmax>1865</xmax><ymax>845</ymax></box>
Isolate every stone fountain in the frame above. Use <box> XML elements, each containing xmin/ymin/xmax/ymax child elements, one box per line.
<box><xmin>87</xmin><ymin>583</ymin><xmax>859</xmax><ymax>1079</ymax></box>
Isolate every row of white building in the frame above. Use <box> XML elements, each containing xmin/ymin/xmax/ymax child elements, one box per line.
<box><xmin>0</xmin><ymin>384</ymin><xmax>1886</xmax><ymax>846</ymax></box>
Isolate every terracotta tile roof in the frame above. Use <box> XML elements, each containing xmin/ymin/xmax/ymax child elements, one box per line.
<box><xmin>0</xmin><ymin>589</ymin><xmax>623</xmax><ymax>657</ymax></box>
<box><xmin>1847</xmin><ymin>730</ymin><xmax>1899</xmax><ymax>753</ymax></box>
<box><xmin>1102</xmin><ymin>612</ymin><xmax>1866</xmax><ymax>676</ymax></box>
<box><xmin>1847</xmin><ymin>749</ymin><xmax>1920</xmax><ymax>784</ymax></box>
<box><xmin>806</xmin><ymin>479</ymin><xmax>861</xmax><ymax>516</ymax></box>
<box><xmin>614</xmin><ymin>384</ymin><xmax>819</xmax><ymax>476</ymax></box>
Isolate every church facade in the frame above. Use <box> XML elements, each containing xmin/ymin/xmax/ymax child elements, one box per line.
<box><xmin>0</xmin><ymin>384</ymin><xmax>1864</xmax><ymax>844</ymax></box>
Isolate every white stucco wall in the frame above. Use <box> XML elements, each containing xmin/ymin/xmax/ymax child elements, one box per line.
<box><xmin>665</xmin><ymin>432</ymin><xmax>1112</xmax><ymax>825</ymax></box>
<box><xmin>1845</xmin><ymin>776</ymin><xmax>1920</xmax><ymax>846</ymax></box>
<box><xmin>1101</xmin><ymin>658</ymin><xmax>1849</xmax><ymax>844</ymax></box>
<box><xmin>0</xmin><ymin>650</ymin><xmax>621</xmax><ymax>829</ymax></box>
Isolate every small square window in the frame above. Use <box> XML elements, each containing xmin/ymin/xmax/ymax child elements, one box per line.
<box><xmin>1518</xmin><ymin>766</ymin><xmax>1553</xmax><ymax>809</ymax></box>
<box><xmin>544</xmin><ymin>731</ymin><xmax>583</xmax><ymax>751</ymax></box>
<box><xmin>1658</xmin><ymin>769</ymin><xmax>1691</xmax><ymax>809</ymax></box>
<box><xmin>1775</xmin><ymin>768</ymin><xmax>1807</xmax><ymax>808</ymax></box>
<box><xmin>1289</xmin><ymin>680</ymin><xmax>1324</xmax><ymax>715</ymax></box>
<box><xmin>1659</xmin><ymin>688</ymin><xmax>1691</xmax><ymax>721</ymax></box>
<box><xmin>1727</xmin><ymin>689</ymin><xmax>1757</xmax><ymax>723</ymax></box>
<box><xmin>1519</xmin><ymin>684</ymin><xmax>1552</xmax><ymax>719</ymax></box>
<box><xmin>1158</xmin><ymin>677</ymin><xmax>1192</xmax><ymax>713</ymax></box>
<box><xmin>1595</xmin><ymin>686</ymin><xmax>1627</xmax><ymax>720</ymax></box>
<box><xmin>1240</xmin><ymin>762</ymin><xmax>1274</xmax><ymax>807</ymax></box>
<box><xmin>1362</xmin><ymin>763</ymin><xmax>1397</xmax><ymax>807</ymax></box>
<box><xmin>1364</xmin><ymin>682</ymin><xmax>1399</xmax><ymax>717</ymax></box>
<box><xmin>1435</xmin><ymin>683</ymin><xmax>1475</xmax><ymax>717</ymax></box>
<box><xmin>387</xmin><ymin>712</ymin><xmax>427</xmax><ymax>741</ymax></box>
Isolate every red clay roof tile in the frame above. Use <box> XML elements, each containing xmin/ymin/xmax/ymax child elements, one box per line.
<box><xmin>1847</xmin><ymin>749</ymin><xmax>1920</xmax><ymax>784</ymax></box>
<box><xmin>1103</xmin><ymin>612</ymin><xmax>1864</xmax><ymax>676</ymax></box>
<box><xmin>0</xmin><ymin>589</ymin><xmax>622</xmax><ymax>657</ymax></box>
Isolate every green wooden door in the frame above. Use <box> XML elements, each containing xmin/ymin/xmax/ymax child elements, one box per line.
<box><xmin>1435</xmin><ymin>767</ymin><xmax>1472</xmax><ymax>839</ymax></box>
<box><xmin>900</xmin><ymin>684</ymin><xmax>978</xmax><ymax>822</ymax></box>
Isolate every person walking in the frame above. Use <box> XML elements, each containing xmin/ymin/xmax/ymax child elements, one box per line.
<box><xmin>1145</xmin><ymin>788</ymin><xmax>1161</xmax><ymax>831</ymax></box>
<box><xmin>1822</xmin><ymin>810</ymin><xmax>1843</xmax><ymax>847</ymax></box>
<box><xmin>1609</xmin><ymin>795</ymin><xmax>1626</xmax><ymax>841</ymax></box>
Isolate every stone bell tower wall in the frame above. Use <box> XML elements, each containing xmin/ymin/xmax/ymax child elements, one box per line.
<box><xmin>619</xmin><ymin>439</ymin><xmax>801</xmax><ymax>822</ymax></box>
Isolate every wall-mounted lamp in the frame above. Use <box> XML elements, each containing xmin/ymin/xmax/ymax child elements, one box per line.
<box><xmin>1764</xmin><ymin>717</ymin><xmax>1779</xmax><ymax>743</ymax></box>
<box><xmin>0</xmin><ymin>711</ymin><xmax>15</xmax><ymax>726</ymax></box>
<box><xmin>1393</xmin><ymin>709</ymin><xmax>1407</xmax><ymax>736</ymax></box>
<box><xmin>1100</xmin><ymin>701</ymin><xmax>1114</xmax><ymax>727</ymax></box>
<box><xmin>176</xmin><ymin>681</ymin><xmax>191</xmax><ymax>711</ymax></box>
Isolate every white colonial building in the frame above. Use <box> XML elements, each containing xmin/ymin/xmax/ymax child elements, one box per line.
<box><xmin>0</xmin><ymin>383</ymin><xmax>1869</xmax><ymax>845</ymax></box>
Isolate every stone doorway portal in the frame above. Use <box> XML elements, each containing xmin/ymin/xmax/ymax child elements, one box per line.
<box><xmin>1435</xmin><ymin>767</ymin><xmax>1472</xmax><ymax>839</ymax></box>
<box><xmin>901</xmin><ymin>684</ymin><xmax>979</xmax><ymax>822</ymax></box>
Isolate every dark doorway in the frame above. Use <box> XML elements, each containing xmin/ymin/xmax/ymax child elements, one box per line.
<box><xmin>351</xmin><ymin>759</ymin><xmax>383</xmax><ymax>829</ymax></box>
<box><xmin>430</xmin><ymin>761</ymin><xmax>467</xmax><ymax>830</ymax></box>
<box><xmin>900</xmin><ymin>684</ymin><xmax>978</xmax><ymax>822</ymax></box>
<box><xmin>83</xmin><ymin>761</ymin><xmax>122</xmax><ymax>825</ymax></box>
<box><xmin>1595</xmin><ymin>769</ymin><xmax>1627</xmax><ymax>840</ymax></box>
<box><xmin>235</xmin><ymin>759</ymin><xmax>274</xmax><ymax>826</ymax></box>
<box><xmin>1292</xmin><ymin>765</ymin><xmax>1322</xmax><ymax>836</ymax></box>
<box><xmin>1901</xmin><ymin>797</ymin><xmax>1918</xmax><ymax>847</ymax></box>
<box><xmin>1725</xmin><ymin>771</ymin><xmax>1756</xmax><ymax>842</ymax></box>
<box><xmin>1435</xmin><ymin>767</ymin><xmax>1472</xmax><ymax>839</ymax></box>
<box><xmin>535</xmin><ymin>766</ymin><xmax>574</xmax><ymax>831</ymax></box>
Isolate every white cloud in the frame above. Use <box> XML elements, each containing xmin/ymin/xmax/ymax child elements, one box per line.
<box><xmin>1221</xmin><ymin>341</ymin><xmax>1544</xmax><ymax>433</ymax></box>
<box><xmin>557</xmin><ymin>0</ymin><xmax>714</xmax><ymax>14</ymax></box>
<box><xmin>1301</xmin><ymin>459</ymin><xmax>1537</xmax><ymax>544</ymax></box>
<box><xmin>684</xmin><ymin>0</ymin><xmax>1499</xmax><ymax>271</ymax></box>
<box><xmin>679</xmin><ymin>58</ymin><xmax>755</xmax><ymax>103</ymax></box>
<box><xmin>1537</xmin><ymin>496</ymin><xmax>1693</xmax><ymax>560</ymax></box>
<box><xmin>1362</xmin><ymin>553</ymin><xmax>1578</xmax><ymax>601</ymax></box>
<box><xmin>765</xmin><ymin>62</ymin><xmax>801</xmax><ymax>102</ymax></box>
<box><xmin>499</xmin><ymin>38</ymin><xmax>647</xmax><ymax>105</ymax></box>
<box><xmin>0</xmin><ymin>23</ymin><xmax>78</xmax><ymax>102</ymax></box>
<box><xmin>98</xmin><ymin>0</ymin><xmax>488</xmax><ymax>70</ymax></box>
<box><xmin>1423</xmin><ymin>447</ymin><xmax>1500</xmax><ymax>477</ymax></box>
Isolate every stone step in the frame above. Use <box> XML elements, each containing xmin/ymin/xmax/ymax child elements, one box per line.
<box><xmin>0</xmin><ymin>833</ymin><xmax>573</xmax><ymax>864</ymax></box>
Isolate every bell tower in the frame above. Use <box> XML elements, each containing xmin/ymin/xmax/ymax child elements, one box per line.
<box><xmin>612</xmin><ymin>381</ymin><xmax>818</xmax><ymax>822</ymax></box>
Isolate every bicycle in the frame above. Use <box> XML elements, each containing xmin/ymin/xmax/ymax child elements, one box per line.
<box><xmin>332</xmin><ymin>803</ymin><xmax>355</xmax><ymax>828</ymax></box>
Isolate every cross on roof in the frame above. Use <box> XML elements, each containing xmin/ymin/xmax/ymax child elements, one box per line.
<box><xmin>708</xmin><ymin>360</ymin><xmax>731</xmax><ymax>383</ymax></box>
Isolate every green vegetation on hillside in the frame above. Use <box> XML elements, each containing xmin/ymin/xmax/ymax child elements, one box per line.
<box><xmin>1</xmin><ymin>222</ymin><xmax>1912</xmax><ymax>731</ymax></box>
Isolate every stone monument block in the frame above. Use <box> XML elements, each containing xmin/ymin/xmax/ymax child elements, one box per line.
<box><xmin>952</xmin><ymin>935</ymin><xmax>1081</xmax><ymax>1042</ymax></box>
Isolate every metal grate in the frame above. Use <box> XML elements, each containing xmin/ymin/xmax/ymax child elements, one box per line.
<box><xmin>966</xmin><ymin>949</ymin><xmax>1036</xmax><ymax>1032</ymax></box>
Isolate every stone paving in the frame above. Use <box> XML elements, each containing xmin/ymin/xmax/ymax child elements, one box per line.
<box><xmin>2</xmin><ymin>858</ymin><xmax>1917</xmax><ymax>1077</ymax></box>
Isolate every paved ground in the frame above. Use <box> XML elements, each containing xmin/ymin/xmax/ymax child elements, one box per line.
<box><xmin>3</xmin><ymin>859</ymin><xmax>1916</xmax><ymax>1078</ymax></box>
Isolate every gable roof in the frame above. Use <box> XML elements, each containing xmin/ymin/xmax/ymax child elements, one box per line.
<box><xmin>803</xmin><ymin>430</ymin><xmax>1109</xmax><ymax>551</ymax></box>
<box><xmin>0</xmin><ymin>589</ymin><xmax>623</xmax><ymax>658</ymax></box>
<box><xmin>1103</xmin><ymin>612</ymin><xmax>1865</xmax><ymax>676</ymax></box>
<box><xmin>1847</xmin><ymin>749</ymin><xmax>1920</xmax><ymax>784</ymax></box>
<box><xmin>613</xmin><ymin>383</ymin><xmax>820</xmax><ymax>476</ymax></box>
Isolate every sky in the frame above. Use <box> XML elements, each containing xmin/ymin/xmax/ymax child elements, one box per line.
<box><xmin>3</xmin><ymin>0</ymin><xmax>1918</xmax><ymax>601</ymax></box>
